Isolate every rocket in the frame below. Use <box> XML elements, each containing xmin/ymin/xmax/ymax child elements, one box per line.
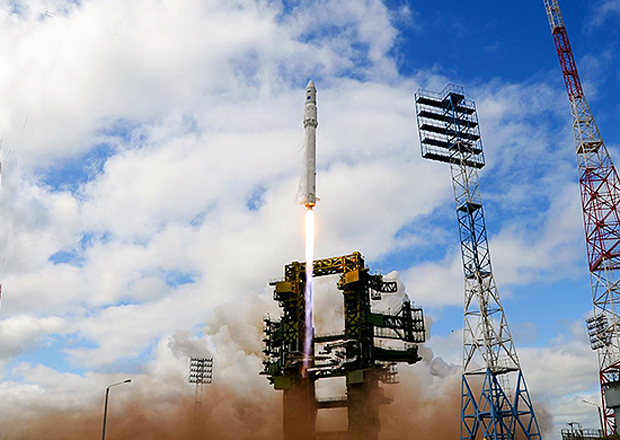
<box><xmin>302</xmin><ymin>80</ymin><xmax>318</xmax><ymax>209</ymax></box>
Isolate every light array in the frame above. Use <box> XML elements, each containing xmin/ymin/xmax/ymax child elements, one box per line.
<box><xmin>189</xmin><ymin>357</ymin><xmax>213</xmax><ymax>384</ymax></box>
<box><xmin>586</xmin><ymin>315</ymin><xmax>611</xmax><ymax>351</ymax></box>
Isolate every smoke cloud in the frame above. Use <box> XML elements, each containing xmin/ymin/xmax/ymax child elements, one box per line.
<box><xmin>2</xmin><ymin>387</ymin><xmax>281</xmax><ymax>440</ymax></box>
<box><xmin>0</xmin><ymin>276</ymin><xmax>554</xmax><ymax>440</ymax></box>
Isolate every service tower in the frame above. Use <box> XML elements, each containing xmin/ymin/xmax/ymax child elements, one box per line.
<box><xmin>261</xmin><ymin>252</ymin><xmax>426</xmax><ymax>440</ymax></box>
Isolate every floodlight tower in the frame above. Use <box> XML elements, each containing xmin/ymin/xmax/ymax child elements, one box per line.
<box><xmin>189</xmin><ymin>357</ymin><xmax>213</xmax><ymax>433</ymax></box>
<box><xmin>544</xmin><ymin>0</ymin><xmax>620</xmax><ymax>434</ymax></box>
<box><xmin>415</xmin><ymin>85</ymin><xmax>542</xmax><ymax>440</ymax></box>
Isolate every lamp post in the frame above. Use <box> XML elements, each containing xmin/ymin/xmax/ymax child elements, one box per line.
<box><xmin>101</xmin><ymin>379</ymin><xmax>131</xmax><ymax>440</ymax></box>
<box><xmin>582</xmin><ymin>399</ymin><xmax>604</xmax><ymax>434</ymax></box>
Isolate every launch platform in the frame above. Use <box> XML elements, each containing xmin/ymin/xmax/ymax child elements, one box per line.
<box><xmin>261</xmin><ymin>252</ymin><xmax>426</xmax><ymax>440</ymax></box>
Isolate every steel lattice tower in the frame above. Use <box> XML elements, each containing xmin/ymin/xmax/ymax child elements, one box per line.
<box><xmin>544</xmin><ymin>0</ymin><xmax>620</xmax><ymax>434</ymax></box>
<box><xmin>415</xmin><ymin>85</ymin><xmax>542</xmax><ymax>440</ymax></box>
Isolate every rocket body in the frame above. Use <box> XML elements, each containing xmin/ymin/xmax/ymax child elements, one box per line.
<box><xmin>302</xmin><ymin>80</ymin><xmax>318</xmax><ymax>209</ymax></box>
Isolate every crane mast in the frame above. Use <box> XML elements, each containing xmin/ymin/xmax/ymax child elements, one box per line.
<box><xmin>544</xmin><ymin>0</ymin><xmax>620</xmax><ymax>434</ymax></box>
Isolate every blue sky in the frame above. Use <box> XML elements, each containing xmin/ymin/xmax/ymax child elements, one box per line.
<box><xmin>0</xmin><ymin>0</ymin><xmax>619</xmax><ymax>438</ymax></box>
<box><xmin>375</xmin><ymin>1</ymin><xmax>610</xmax><ymax>342</ymax></box>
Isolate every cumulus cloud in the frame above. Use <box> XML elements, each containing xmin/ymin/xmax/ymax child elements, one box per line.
<box><xmin>0</xmin><ymin>315</ymin><xmax>63</xmax><ymax>361</ymax></box>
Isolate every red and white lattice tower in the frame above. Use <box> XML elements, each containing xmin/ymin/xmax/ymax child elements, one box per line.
<box><xmin>544</xmin><ymin>0</ymin><xmax>620</xmax><ymax>434</ymax></box>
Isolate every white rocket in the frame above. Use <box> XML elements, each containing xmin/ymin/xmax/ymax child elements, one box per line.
<box><xmin>302</xmin><ymin>80</ymin><xmax>318</xmax><ymax>209</ymax></box>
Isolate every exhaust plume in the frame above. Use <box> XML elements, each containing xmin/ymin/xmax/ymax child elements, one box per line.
<box><xmin>303</xmin><ymin>208</ymin><xmax>315</xmax><ymax>373</ymax></box>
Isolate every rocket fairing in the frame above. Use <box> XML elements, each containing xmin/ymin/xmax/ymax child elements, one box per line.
<box><xmin>302</xmin><ymin>80</ymin><xmax>318</xmax><ymax>209</ymax></box>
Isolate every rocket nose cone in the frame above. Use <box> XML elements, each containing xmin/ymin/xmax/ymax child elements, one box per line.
<box><xmin>306</xmin><ymin>79</ymin><xmax>316</xmax><ymax>89</ymax></box>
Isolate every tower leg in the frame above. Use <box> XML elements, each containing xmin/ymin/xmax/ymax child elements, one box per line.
<box><xmin>461</xmin><ymin>373</ymin><xmax>512</xmax><ymax>440</ymax></box>
<box><xmin>513</xmin><ymin>371</ymin><xmax>543</xmax><ymax>439</ymax></box>
<box><xmin>460</xmin><ymin>375</ymin><xmax>480</xmax><ymax>440</ymax></box>
<box><xmin>193</xmin><ymin>383</ymin><xmax>203</xmax><ymax>439</ymax></box>
<box><xmin>283</xmin><ymin>376</ymin><xmax>316</xmax><ymax>440</ymax></box>
<box><xmin>461</xmin><ymin>370</ymin><xmax>542</xmax><ymax>440</ymax></box>
<box><xmin>601</xmin><ymin>363</ymin><xmax>620</xmax><ymax>435</ymax></box>
<box><xmin>347</xmin><ymin>369</ymin><xmax>380</xmax><ymax>440</ymax></box>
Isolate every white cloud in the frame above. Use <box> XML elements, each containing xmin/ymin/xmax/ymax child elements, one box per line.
<box><xmin>519</xmin><ymin>337</ymin><xmax>601</xmax><ymax>436</ymax></box>
<box><xmin>0</xmin><ymin>315</ymin><xmax>63</xmax><ymax>360</ymax></box>
<box><xmin>590</xmin><ymin>0</ymin><xmax>620</xmax><ymax>27</ymax></box>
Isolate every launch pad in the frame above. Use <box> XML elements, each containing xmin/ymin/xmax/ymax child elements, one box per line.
<box><xmin>261</xmin><ymin>252</ymin><xmax>426</xmax><ymax>440</ymax></box>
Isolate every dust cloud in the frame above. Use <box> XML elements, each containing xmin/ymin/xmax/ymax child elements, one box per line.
<box><xmin>0</xmin><ymin>285</ymin><xmax>552</xmax><ymax>439</ymax></box>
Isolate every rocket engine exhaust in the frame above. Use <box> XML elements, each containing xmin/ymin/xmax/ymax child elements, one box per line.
<box><xmin>302</xmin><ymin>80</ymin><xmax>318</xmax><ymax>373</ymax></box>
